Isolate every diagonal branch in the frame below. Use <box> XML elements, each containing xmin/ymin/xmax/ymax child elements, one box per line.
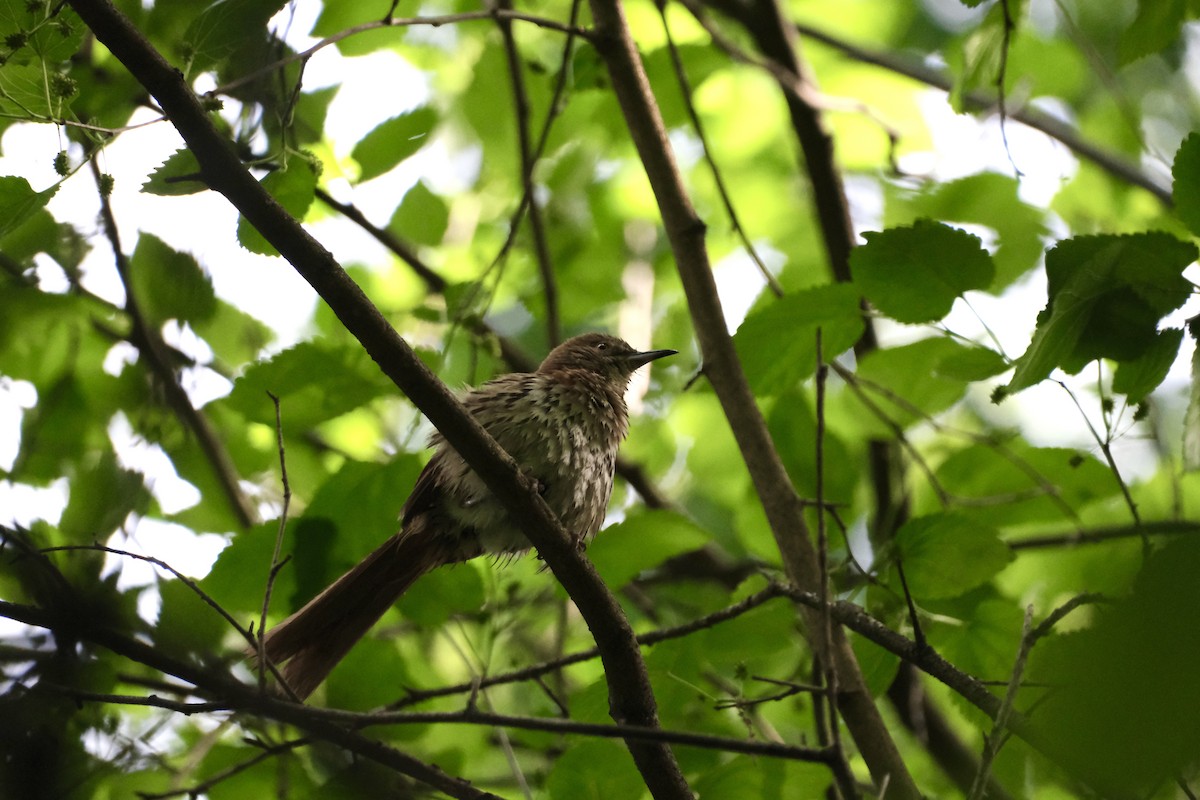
<box><xmin>88</xmin><ymin>160</ymin><xmax>258</xmax><ymax>530</ymax></box>
<box><xmin>64</xmin><ymin>1</ymin><xmax>688</xmax><ymax>795</ymax></box>
<box><xmin>584</xmin><ymin>0</ymin><xmax>918</xmax><ymax>795</ymax></box>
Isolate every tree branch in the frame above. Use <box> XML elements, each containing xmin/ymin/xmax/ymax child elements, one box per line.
<box><xmin>88</xmin><ymin>159</ymin><xmax>258</xmax><ymax>529</ymax></box>
<box><xmin>0</xmin><ymin>598</ymin><xmax>499</xmax><ymax>800</ymax></box>
<box><xmin>585</xmin><ymin>0</ymin><xmax>918</xmax><ymax>795</ymax></box>
<box><xmin>64</xmin><ymin>1</ymin><xmax>688</xmax><ymax>795</ymax></box>
<box><xmin>790</xmin><ymin>20</ymin><xmax>1171</xmax><ymax>204</ymax></box>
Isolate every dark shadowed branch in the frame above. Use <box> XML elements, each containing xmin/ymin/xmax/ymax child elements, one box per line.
<box><xmin>65</xmin><ymin>1</ymin><xmax>688</xmax><ymax>795</ymax></box>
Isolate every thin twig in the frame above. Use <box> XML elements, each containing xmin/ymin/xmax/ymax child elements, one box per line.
<box><xmin>657</xmin><ymin>0</ymin><xmax>783</xmax><ymax>297</ymax></box>
<box><xmin>495</xmin><ymin>0</ymin><xmax>561</xmax><ymax>345</ymax></box>
<box><xmin>136</xmin><ymin>738</ymin><xmax>310</xmax><ymax>800</ymax></box>
<box><xmin>214</xmin><ymin>10</ymin><xmax>592</xmax><ymax>97</ymax></box>
<box><xmin>1054</xmin><ymin>379</ymin><xmax>1145</xmax><ymax>553</ymax></box>
<box><xmin>1009</xmin><ymin>520</ymin><xmax>1200</xmax><ymax>551</ymax></box>
<box><xmin>995</xmin><ymin>0</ymin><xmax>1021</xmax><ymax>177</ymax></box>
<box><xmin>788</xmin><ymin>19</ymin><xmax>1169</xmax><ymax>204</ymax></box>
<box><xmin>813</xmin><ymin>329</ymin><xmax>850</xmax><ymax>793</ymax></box>
<box><xmin>257</xmin><ymin>391</ymin><xmax>292</xmax><ymax>690</ymax></box>
<box><xmin>968</xmin><ymin>604</ymin><xmax>1032</xmax><ymax>800</ymax></box>
<box><xmin>38</xmin><ymin>542</ymin><xmax>297</xmax><ymax>695</ymax></box>
<box><xmin>388</xmin><ymin>583</ymin><xmax>785</xmax><ymax>709</ymax></box>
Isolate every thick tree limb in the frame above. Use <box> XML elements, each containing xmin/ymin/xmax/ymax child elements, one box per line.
<box><xmin>64</xmin><ymin>1</ymin><xmax>688</xmax><ymax>796</ymax></box>
<box><xmin>585</xmin><ymin>0</ymin><xmax>919</xmax><ymax>795</ymax></box>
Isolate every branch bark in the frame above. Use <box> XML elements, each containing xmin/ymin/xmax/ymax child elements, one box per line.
<box><xmin>585</xmin><ymin>0</ymin><xmax>919</xmax><ymax>795</ymax></box>
<box><xmin>64</xmin><ymin>1</ymin><xmax>689</xmax><ymax>796</ymax></box>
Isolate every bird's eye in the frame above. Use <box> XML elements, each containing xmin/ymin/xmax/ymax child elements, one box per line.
<box><xmin>596</xmin><ymin>342</ymin><xmax>608</xmax><ymax>351</ymax></box>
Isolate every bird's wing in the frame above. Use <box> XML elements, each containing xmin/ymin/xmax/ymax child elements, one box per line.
<box><xmin>401</xmin><ymin>452</ymin><xmax>444</xmax><ymax>525</ymax></box>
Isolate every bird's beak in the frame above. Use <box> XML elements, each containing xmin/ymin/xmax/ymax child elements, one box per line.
<box><xmin>624</xmin><ymin>348</ymin><xmax>677</xmax><ymax>369</ymax></box>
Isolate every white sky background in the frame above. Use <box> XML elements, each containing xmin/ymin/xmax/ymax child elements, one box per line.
<box><xmin>1</xmin><ymin>0</ymin><xmax>1198</xmax><ymax>603</ymax></box>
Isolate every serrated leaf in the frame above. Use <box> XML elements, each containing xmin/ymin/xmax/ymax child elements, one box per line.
<box><xmin>221</xmin><ymin>340</ymin><xmax>393</xmax><ymax>428</ymax></box>
<box><xmin>0</xmin><ymin>1</ymin><xmax>85</xmax><ymax>65</ymax></box>
<box><xmin>1184</xmin><ymin>331</ymin><xmax>1200</xmax><ymax>471</ymax></box>
<box><xmin>733</xmin><ymin>283</ymin><xmax>864</xmax><ymax>396</ymax></box>
<box><xmin>886</xmin><ymin>172</ymin><xmax>1048</xmax><ymax>291</ymax></box>
<box><xmin>351</xmin><ymin>107</ymin><xmax>438</xmax><ymax>183</ymax></box>
<box><xmin>59</xmin><ymin>446</ymin><xmax>149</xmax><ymax>540</ymax></box>
<box><xmin>1</xmin><ymin>207</ymin><xmax>88</xmax><ymax>273</ymax></box>
<box><xmin>1172</xmin><ymin>132</ymin><xmax>1200</xmax><ymax>237</ymax></box>
<box><xmin>128</xmin><ymin>233</ymin><xmax>217</xmax><ymax>326</ymax></box>
<box><xmin>1120</xmin><ymin>0</ymin><xmax>1185</xmax><ymax>65</ymax></box>
<box><xmin>190</xmin><ymin>298</ymin><xmax>273</xmax><ymax>366</ymax></box>
<box><xmin>851</xmin><ymin>219</ymin><xmax>994</xmax><ymax>323</ymax></box>
<box><xmin>588</xmin><ymin>510</ymin><xmax>709</xmax><ymax>589</ymax></box>
<box><xmin>1006</xmin><ymin>233</ymin><xmax>1196</xmax><ymax>393</ymax></box>
<box><xmin>894</xmin><ymin>513</ymin><xmax>1012</xmax><ymax>599</ymax></box>
<box><xmin>236</xmin><ymin>163</ymin><xmax>317</xmax><ymax>255</ymax></box>
<box><xmin>0</xmin><ymin>176</ymin><xmax>58</xmax><ymax>240</ymax></box>
<box><xmin>183</xmin><ymin>0</ymin><xmax>288</xmax><ymax>76</ymax></box>
<box><xmin>1113</xmin><ymin>327</ymin><xmax>1184</xmax><ymax>403</ymax></box>
<box><xmin>388</xmin><ymin>180</ymin><xmax>448</xmax><ymax>246</ymax></box>
<box><xmin>142</xmin><ymin>149</ymin><xmax>205</xmax><ymax>196</ymax></box>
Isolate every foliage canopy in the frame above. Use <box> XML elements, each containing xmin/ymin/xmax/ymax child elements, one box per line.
<box><xmin>3</xmin><ymin>0</ymin><xmax>1200</xmax><ymax>797</ymax></box>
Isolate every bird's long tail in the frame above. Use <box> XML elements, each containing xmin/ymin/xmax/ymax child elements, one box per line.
<box><xmin>260</xmin><ymin>526</ymin><xmax>449</xmax><ymax>700</ymax></box>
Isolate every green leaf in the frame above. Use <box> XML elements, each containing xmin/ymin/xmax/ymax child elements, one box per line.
<box><xmin>933</xmin><ymin>342</ymin><xmax>1009</xmax><ymax>381</ymax></box>
<box><xmin>886</xmin><ymin>172</ymin><xmax>1048</xmax><ymax>291</ymax></box>
<box><xmin>949</xmin><ymin>4</ymin><xmax>1008</xmax><ymax>110</ymax></box>
<box><xmin>0</xmin><ymin>207</ymin><xmax>88</xmax><ymax>273</ymax></box>
<box><xmin>1006</xmin><ymin>233</ymin><xmax>1196</xmax><ymax>393</ymax></box>
<box><xmin>934</xmin><ymin>445</ymin><xmax>1118</xmax><ymax>527</ymax></box>
<box><xmin>0</xmin><ymin>1</ymin><xmax>85</xmax><ymax>65</ymax></box>
<box><xmin>128</xmin><ymin>233</ymin><xmax>217</xmax><ymax>326</ymax></box>
<box><xmin>0</xmin><ymin>176</ymin><xmax>58</xmax><ymax>240</ymax></box>
<box><xmin>1172</xmin><ymin>132</ymin><xmax>1200</xmax><ymax>237</ymax></box>
<box><xmin>288</xmin><ymin>457</ymin><xmax>424</xmax><ymax>599</ymax></box>
<box><xmin>59</xmin><ymin>446</ymin><xmax>149</xmax><ymax>540</ymax></box>
<box><xmin>388</xmin><ymin>180</ymin><xmax>448</xmax><ymax>246</ymax></box>
<box><xmin>851</xmin><ymin>219</ymin><xmax>994</xmax><ymax>323</ymax></box>
<box><xmin>1112</xmin><ymin>327</ymin><xmax>1183</xmax><ymax>403</ymax></box>
<box><xmin>894</xmin><ymin>513</ymin><xmax>1012</xmax><ymax>599</ymax></box>
<box><xmin>694</xmin><ymin>756</ymin><xmax>830</xmax><ymax>800</ymax></box>
<box><xmin>156</xmin><ymin>578</ymin><xmax>229</xmax><ymax>654</ymax></box>
<box><xmin>547</xmin><ymin>741</ymin><xmax>643</xmax><ymax>800</ymax></box>
<box><xmin>221</xmin><ymin>340</ymin><xmax>393</xmax><ymax>428</ymax></box>
<box><xmin>924</xmin><ymin>588</ymin><xmax>1023</xmax><ymax>693</ymax></box>
<box><xmin>190</xmin><ymin>299</ymin><xmax>272</xmax><ymax>366</ymax></box>
<box><xmin>351</xmin><ymin>107</ymin><xmax>438</xmax><ymax>183</ymax></box>
<box><xmin>236</xmin><ymin>162</ymin><xmax>318</xmax><ymax>255</ymax></box>
<box><xmin>1119</xmin><ymin>0</ymin><xmax>1186</xmax><ymax>65</ymax></box>
<box><xmin>851</xmin><ymin>337</ymin><xmax>989</xmax><ymax>429</ymax></box>
<box><xmin>142</xmin><ymin>149</ymin><xmax>205</xmax><ymax>196</ymax></box>
<box><xmin>733</xmin><ymin>283</ymin><xmax>864</xmax><ymax>395</ymax></box>
<box><xmin>767</xmin><ymin>388</ymin><xmax>857</xmax><ymax>505</ymax></box>
<box><xmin>203</xmin><ymin>520</ymin><xmax>298</xmax><ymax>615</ymax></box>
<box><xmin>588</xmin><ymin>509</ymin><xmax>709</xmax><ymax>589</ymax></box>
<box><xmin>1033</xmin><ymin>538</ymin><xmax>1200</xmax><ymax>795</ymax></box>
<box><xmin>182</xmin><ymin>0</ymin><xmax>288</xmax><ymax>76</ymax></box>
<box><xmin>396</xmin><ymin>562</ymin><xmax>485</xmax><ymax>626</ymax></box>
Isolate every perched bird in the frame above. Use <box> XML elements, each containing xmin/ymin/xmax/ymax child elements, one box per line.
<box><xmin>261</xmin><ymin>332</ymin><xmax>676</xmax><ymax>699</ymax></box>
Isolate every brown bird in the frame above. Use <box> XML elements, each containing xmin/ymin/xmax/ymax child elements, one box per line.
<box><xmin>261</xmin><ymin>332</ymin><xmax>676</xmax><ymax>699</ymax></box>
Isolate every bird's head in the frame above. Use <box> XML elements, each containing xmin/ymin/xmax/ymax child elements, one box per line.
<box><xmin>537</xmin><ymin>333</ymin><xmax>676</xmax><ymax>384</ymax></box>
